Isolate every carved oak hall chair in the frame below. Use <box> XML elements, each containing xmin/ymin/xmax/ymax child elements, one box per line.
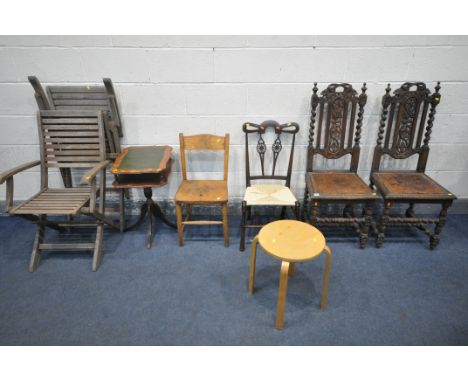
<box><xmin>370</xmin><ymin>82</ymin><xmax>456</xmax><ymax>249</ymax></box>
<box><xmin>0</xmin><ymin>110</ymin><xmax>119</xmax><ymax>272</ymax></box>
<box><xmin>303</xmin><ymin>83</ymin><xmax>378</xmax><ymax>248</ymax></box>
<box><xmin>28</xmin><ymin>76</ymin><xmax>126</xmax><ymax>230</ymax></box>
<box><xmin>240</xmin><ymin>120</ymin><xmax>300</xmax><ymax>252</ymax></box>
<box><xmin>175</xmin><ymin>133</ymin><xmax>230</xmax><ymax>247</ymax></box>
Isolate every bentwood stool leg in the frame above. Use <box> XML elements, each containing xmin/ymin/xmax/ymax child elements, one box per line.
<box><xmin>275</xmin><ymin>261</ymin><xmax>291</xmax><ymax>330</ymax></box>
<box><xmin>320</xmin><ymin>245</ymin><xmax>332</xmax><ymax>310</ymax></box>
<box><xmin>248</xmin><ymin>236</ymin><xmax>259</xmax><ymax>294</ymax></box>
<box><xmin>288</xmin><ymin>262</ymin><xmax>295</xmax><ymax>277</ymax></box>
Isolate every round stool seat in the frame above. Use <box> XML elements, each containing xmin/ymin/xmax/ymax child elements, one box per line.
<box><xmin>248</xmin><ymin>219</ymin><xmax>332</xmax><ymax>330</ymax></box>
<box><xmin>258</xmin><ymin>220</ymin><xmax>325</xmax><ymax>262</ymax></box>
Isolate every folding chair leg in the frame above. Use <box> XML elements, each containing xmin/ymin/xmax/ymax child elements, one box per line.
<box><xmin>240</xmin><ymin>201</ymin><xmax>247</xmax><ymax>251</ymax></box>
<box><xmin>92</xmin><ymin>224</ymin><xmax>104</xmax><ymax>272</ymax></box>
<box><xmin>29</xmin><ymin>222</ymin><xmax>45</xmax><ymax>272</ymax></box>
<box><xmin>59</xmin><ymin>168</ymin><xmax>73</xmax><ymax>188</ymax></box>
<box><xmin>222</xmin><ymin>203</ymin><xmax>229</xmax><ymax>247</ymax></box>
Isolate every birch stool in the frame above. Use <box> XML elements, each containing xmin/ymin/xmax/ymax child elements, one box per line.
<box><xmin>248</xmin><ymin>220</ymin><xmax>332</xmax><ymax>330</ymax></box>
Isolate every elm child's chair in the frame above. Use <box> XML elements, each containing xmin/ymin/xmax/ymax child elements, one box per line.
<box><xmin>0</xmin><ymin>110</ymin><xmax>118</xmax><ymax>272</ymax></box>
<box><xmin>303</xmin><ymin>83</ymin><xmax>378</xmax><ymax>248</ymax></box>
<box><xmin>175</xmin><ymin>133</ymin><xmax>230</xmax><ymax>247</ymax></box>
<box><xmin>240</xmin><ymin>120</ymin><xmax>300</xmax><ymax>252</ymax></box>
<box><xmin>370</xmin><ymin>82</ymin><xmax>456</xmax><ymax>249</ymax></box>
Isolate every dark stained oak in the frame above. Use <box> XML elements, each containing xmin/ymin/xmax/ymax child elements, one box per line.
<box><xmin>303</xmin><ymin>83</ymin><xmax>376</xmax><ymax>249</ymax></box>
<box><xmin>370</xmin><ymin>82</ymin><xmax>456</xmax><ymax>249</ymax></box>
<box><xmin>239</xmin><ymin>120</ymin><xmax>301</xmax><ymax>251</ymax></box>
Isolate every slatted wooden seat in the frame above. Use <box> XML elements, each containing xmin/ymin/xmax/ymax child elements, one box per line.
<box><xmin>28</xmin><ymin>76</ymin><xmax>125</xmax><ymax>230</ymax></box>
<box><xmin>175</xmin><ymin>134</ymin><xmax>230</xmax><ymax>247</ymax></box>
<box><xmin>240</xmin><ymin>120</ymin><xmax>300</xmax><ymax>251</ymax></box>
<box><xmin>303</xmin><ymin>83</ymin><xmax>377</xmax><ymax>249</ymax></box>
<box><xmin>0</xmin><ymin>110</ymin><xmax>118</xmax><ymax>272</ymax></box>
<box><xmin>10</xmin><ymin>188</ymin><xmax>92</xmax><ymax>215</ymax></box>
<box><xmin>370</xmin><ymin>82</ymin><xmax>456</xmax><ymax>249</ymax></box>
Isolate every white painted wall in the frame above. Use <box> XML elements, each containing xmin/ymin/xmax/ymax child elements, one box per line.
<box><xmin>1</xmin><ymin>35</ymin><xmax>467</xmax><ymax>206</ymax></box>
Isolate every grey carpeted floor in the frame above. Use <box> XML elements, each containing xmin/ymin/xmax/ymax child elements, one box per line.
<box><xmin>0</xmin><ymin>214</ymin><xmax>467</xmax><ymax>345</ymax></box>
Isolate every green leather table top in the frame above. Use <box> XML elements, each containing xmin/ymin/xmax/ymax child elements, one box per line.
<box><xmin>111</xmin><ymin>146</ymin><xmax>172</xmax><ymax>174</ymax></box>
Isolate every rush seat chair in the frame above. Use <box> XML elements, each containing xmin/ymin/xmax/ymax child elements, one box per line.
<box><xmin>239</xmin><ymin>120</ymin><xmax>300</xmax><ymax>251</ymax></box>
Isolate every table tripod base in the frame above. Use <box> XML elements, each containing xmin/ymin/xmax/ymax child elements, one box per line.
<box><xmin>125</xmin><ymin>187</ymin><xmax>176</xmax><ymax>249</ymax></box>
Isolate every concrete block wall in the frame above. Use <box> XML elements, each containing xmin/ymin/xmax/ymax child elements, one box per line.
<box><xmin>1</xmin><ymin>35</ymin><xmax>468</xmax><ymax>210</ymax></box>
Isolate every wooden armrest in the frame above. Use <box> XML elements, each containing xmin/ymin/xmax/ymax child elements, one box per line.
<box><xmin>0</xmin><ymin>160</ymin><xmax>41</xmax><ymax>184</ymax></box>
<box><xmin>80</xmin><ymin>160</ymin><xmax>111</xmax><ymax>185</ymax></box>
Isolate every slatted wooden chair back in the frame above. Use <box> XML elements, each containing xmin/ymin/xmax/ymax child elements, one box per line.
<box><xmin>307</xmin><ymin>83</ymin><xmax>367</xmax><ymax>173</ymax></box>
<box><xmin>371</xmin><ymin>82</ymin><xmax>441</xmax><ymax>173</ymax></box>
<box><xmin>28</xmin><ymin>76</ymin><xmax>122</xmax><ymax>160</ymax></box>
<box><xmin>243</xmin><ymin>120</ymin><xmax>299</xmax><ymax>188</ymax></box>
<box><xmin>179</xmin><ymin>133</ymin><xmax>230</xmax><ymax>181</ymax></box>
<box><xmin>38</xmin><ymin>110</ymin><xmax>106</xmax><ymax>189</ymax></box>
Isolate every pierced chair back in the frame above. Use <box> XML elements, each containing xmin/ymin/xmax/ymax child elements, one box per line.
<box><xmin>243</xmin><ymin>120</ymin><xmax>299</xmax><ymax>188</ymax></box>
<box><xmin>179</xmin><ymin>133</ymin><xmax>230</xmax><ymax>181</ymax></box>
<box><xmin>307</xmin><ymin>83</ymin><xmax>367</xmax><ymax>172</ymax></box>
<box><xmin>371</xmin><ymin>82</ymin><xmax>441</xmax><ymax>174</ymax></box>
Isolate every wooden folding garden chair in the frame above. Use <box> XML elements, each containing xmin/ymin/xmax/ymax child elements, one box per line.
<box><xmin>28</xmin><ymin>76</ymin><xmax>127</xmax><ymax>231</ymax></box>
<box><xmin>0</xmin><ymin>110</ymin><xmax>119</xmax><ymax>272</ymax></box>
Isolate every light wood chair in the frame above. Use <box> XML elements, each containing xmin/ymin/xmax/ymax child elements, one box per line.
<box><xmin>175</xmin><ymin>133</ymin><xmax>230</xmax><ymax>246</ymax></box>
<box><xmin>0</xmin><ymin>110</ymin><xmax>119</xmax><ymax>272</ymax></box>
